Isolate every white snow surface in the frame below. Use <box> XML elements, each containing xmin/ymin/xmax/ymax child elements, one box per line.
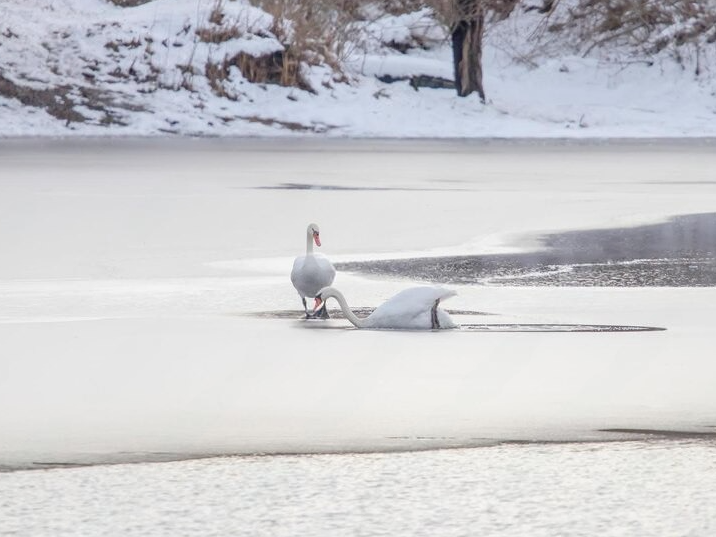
<box><xmin>1</xmin><ymin>138</ymin><xmax>716</xmax><ymax>469</ymax></box>
<box><xmin>1</xmin><ymin>0</ymin><xmax>716</xmax><ymax>138</ymax></box>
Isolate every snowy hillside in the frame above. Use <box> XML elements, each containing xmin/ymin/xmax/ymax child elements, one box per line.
<box><xmin>1</xmin><ymin>0</ymin><xmax>716</xmax><ymax>137</ymax></box>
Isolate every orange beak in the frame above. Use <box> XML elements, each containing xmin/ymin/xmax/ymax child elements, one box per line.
<box><xmin>313</xmin><ymin>232</ymin><xmax>321</xmax><ymax>247</ymax></box>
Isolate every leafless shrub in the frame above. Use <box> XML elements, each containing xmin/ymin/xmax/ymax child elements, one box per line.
<box><xmin>175</xmin><ymin>62</ymin><xmax>198</xmax><ymax>92</ymax></box>
<box><xmin>248</xmin><ymin>0</ymin><xmax>362</xmax><ymax>85</ymax></box>
<box><xmin>205</xmin><ymin>61</ymin><xmax>241</xmax><ymax>99</ymax></box>
<box><xmin>379</xmin><ymin>0</ymin><xmax>428</xmax><ymax>16</ymax></box>
<box><xmin>546</xmin><ymin>0</ymin><xmax>716</xmax><ymax>71</ymax></box>
<box><xmin>196</xmin><ymin>24</ymin><xmax>242</xmax><ymax>44</ymax></box>
<box><xmin>209</xmin><ymin>0</ymin><xmax>226</xmax><ymax>25</ymax></box>
<box><xmin>426</xmin><ymin>0</ymin><xmax>518</xmax><ymax>29</ymax></box>
<box><xmin>232</xmin><ymin>49</ymin><xmax>313</xmax><ymax>92</ymax></box>
<box><xmin>196</xmin><ymin>0</ymin><xmax>243</xmax><ymax>43</ymax></box>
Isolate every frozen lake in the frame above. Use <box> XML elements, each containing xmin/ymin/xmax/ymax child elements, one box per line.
<box><xmin>2</xmin><ymin>439</ymin><xmax>715</xmax><ymax>537</ymax></box>
<box><xmin>1</xmin><ymin>138</ymin><xmax>715</xmax><ymax>534</ymax></box>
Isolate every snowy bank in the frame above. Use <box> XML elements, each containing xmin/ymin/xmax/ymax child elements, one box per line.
<box><xmin>1</xmin><ymin>0</ymin><xmax>716</xmax><ymax>138</ymax></box>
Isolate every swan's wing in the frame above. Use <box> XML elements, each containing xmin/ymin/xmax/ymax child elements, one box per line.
<box><xmin>291</xmin><ymin>254</ymin><xmax>336</xmax><ymax>297</ymax></box>
<box><xmin>290</xmin><ymin>256</ymin><xmax>305</xmax><ymax>290</ymax></box>
<box><xmin>368</xmin><ymin>287</ymin><xmax>456</xmax><ymax>329</ymax></box>
<box><xmin>383</xmin><ymin>286</ymin><xmax>456</xmax><ymax>309</ymax></box>
<box><xmin>312</xmin><ymin>253</ymin><xmax>336</xmax><ymax>286</ymax></box>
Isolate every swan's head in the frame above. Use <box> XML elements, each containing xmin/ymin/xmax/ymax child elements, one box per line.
<box><xmin>308</xmin><ymin>223</ymin><xmax>321</xmax><ymax>247</ymax></box>
<box><xmin>313</xmin><ymin>285</ymin><xmax>337</xmax><ymax>311</ymax></box>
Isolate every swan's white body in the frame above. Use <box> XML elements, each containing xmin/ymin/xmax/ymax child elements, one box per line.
<box><xmin>315</xmin><ymin>286</ymin><xmax>457</xmax><ymax>330</ymax></box>
<box><xmin>291</xmin><ymin>224</ymin><xmax>335</xmax><ymax>314</ymax></box>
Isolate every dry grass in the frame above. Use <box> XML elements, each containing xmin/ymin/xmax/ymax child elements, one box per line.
<box><xmin>196</xmin><ymin>25</ymin><xmax>242</xmax><ymax>44</ymax></box>
<box><xmin>196</xmin><ymin>0</ymin><xmax>243</xmax><ymax>43</ymax></box>
<box><xmin>247</xmin><ymin>0</ymin><xmax>362</xmax><ymax>88</ymax></box>
<box><xmin>233</xmin><ymin>49</ymin><xmax>312</xmax><ymax>92</ymax></box>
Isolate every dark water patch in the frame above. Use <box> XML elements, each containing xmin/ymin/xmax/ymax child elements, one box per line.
<box><xmin>246</xmin><ymin>311</ymin><xmax>663</xmax><ymax>332</ymax></box>
<box><xmin>459</xmin><ymin>324</ymin><xmax>664</xmax><ymax>332</ymax></box>
<box><xmin>0</xmin><ymin>451</ymin><xmax>217</xmax><ymax>473</ymax></box>
<box><xmin>642</xmin><ymin>181</ymin><xmax>716</xmax><ymax>185</ymax></box>
<box><xmin>250</xmin><ymin>182</ymin><xmax>470</xmax><ymax>192</ymax></box>
<box><xmin>337</xmin><ymin>213</ymin><xmax>716</xmax><ymax>287</ymax></box>
<box><xmin>294</xmin><ymin>323</ymin><xmax>664</xmax><ymax>333</ymax></box>
<box><xmin>601</xmin><ymin>428</ymin><xmax>716</xmax><ymax>439</ymax></box>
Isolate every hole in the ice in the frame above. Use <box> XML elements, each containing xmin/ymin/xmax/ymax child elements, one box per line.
<box><xmin>600</xmin><ymin>428</ymin><xmax>716</xmax><ymax>438</ymax></box>
<box><xmin>246</xmin><ymin>311</ymin><xmax>665</xmax><ymax>332</ymax></box>
<box><xmin>248</xmin><ymin>308</ymin><xmax>494</xmax><ymax>320</ymax></box>
<box><xmin>249</xmin><ymin>183</ymin><xmax>472</xmax><ymax>192</ymax></box>
<box><xmin>457</xmin><ymin>324</ymin><xmax>665</xmax><ymax>332</ymax></box>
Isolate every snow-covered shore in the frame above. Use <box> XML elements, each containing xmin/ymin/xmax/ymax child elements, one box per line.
<box><xmin>1</xmin><ymin>0</ymin><xmax>716</xmax><ymax>138</ymax></box>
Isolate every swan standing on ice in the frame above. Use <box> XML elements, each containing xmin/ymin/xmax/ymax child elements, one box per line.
<box><xmin>291</xmin><ymin>223</ymin><xmax>336</xmax><ymax>318</ymax></box>
<box><xmin>313</xmin><ymin>286</ymin><xmax>457</xmax><ymax>330</ymax></box>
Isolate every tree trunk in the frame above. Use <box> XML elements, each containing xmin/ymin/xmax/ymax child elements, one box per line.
<box><xmin>451</xmin><ymin>3</ymin><xmax>486</xmax><ymax>101</ymax></box>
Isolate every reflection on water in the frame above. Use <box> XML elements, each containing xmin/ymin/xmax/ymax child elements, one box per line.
<box><xmin>338</xmin><ymin>213</ymin><xmax>716</xmax><ymax>286</ymax></box>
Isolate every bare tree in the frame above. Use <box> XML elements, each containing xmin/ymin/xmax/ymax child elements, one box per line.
<box><xmin>452</xmin><ymin>1</ymin><xmax>486</xmax><ymax>99</ymax></box>
<box><xmin>432</xmin><ymin>0</ymin><xmax>518</xmax><ymax>100</ymax></box>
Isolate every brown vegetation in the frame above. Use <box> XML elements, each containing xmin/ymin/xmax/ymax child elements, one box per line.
<box><xmin>536</xmin><ymin>0</ymin><xmax>716</xmax><ymax>74</ymax></box>
<box><xmin>196</xmin><ymin>0</ymin><xmax>242</xmax><ymax>43</ymax></box>
<box><xmin>246</xmin><ymin>0</ymin><xmax>360</xmax><ymax>87</ymax></box>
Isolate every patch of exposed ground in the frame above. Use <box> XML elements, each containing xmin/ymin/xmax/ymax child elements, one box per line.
<box><xmin>237</xmin><ymin>115</ymin><xmax>338</xmax><ymax>133</ymax></box>
<box><xmin>0</xmin><ymin>74</ymin><xmax>87</xmax><ymax>124</ymax></box>
<box><xmin>0</xmin><ymin>74</ymin><xmax>145</xmax><ymax>126</ymax></box>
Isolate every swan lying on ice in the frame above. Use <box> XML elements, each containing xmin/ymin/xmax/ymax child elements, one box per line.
<box><xmin>313</xmin><ymin>286</ymin><xmax>457</xmax><ymax>330</ymax></box>
<box><xmin>290</xmin><ymin>223</ymin><xmax>336</xmax><ymax>318</ymax></box>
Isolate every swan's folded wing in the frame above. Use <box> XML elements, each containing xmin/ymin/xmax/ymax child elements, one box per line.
<box><xmin>312</xmin><ymin>253</ymin><xmax>336</xmax><ymax>285</ymax></box>
<box><xmin>291</xmin><ymin>254</ymin><xmax>336</xmax><ymax>296</ymax></box>
<box><xmin>368</xmin><ymin>286</ymin><xmax>456</xmax><ymax>329</ymax></box>
<box><xmin>386</xmin><ymin>286</ymin><xmax>456</xmax><ymax>308</ymax></box>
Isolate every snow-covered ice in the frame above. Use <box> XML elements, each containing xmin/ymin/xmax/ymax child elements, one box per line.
<box><xmin>1</xmin><ymin>138</ymin><xmax>715</xmax><ymax>470</ymax></box>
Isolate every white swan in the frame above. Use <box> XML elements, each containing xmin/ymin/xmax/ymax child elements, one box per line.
<box><xmin>313</xmin><ymin>286</ymin><xmax>457</xmax><ymax>330</ymax></box>
<box><xmin>291</xmin><ymin>223</ymin><xmax>336</xmax><ymax>317</ymax></box>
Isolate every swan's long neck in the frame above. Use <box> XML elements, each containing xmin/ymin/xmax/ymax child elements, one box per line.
<box><xmin>306</xmin><ymin>228</ymin><xmax>314</xmax><ymax>255</ymax></box>
<box><xmin>325</xmin><ymin>289</ymin><xmax>366</xmax><ymax>328</ymax></box>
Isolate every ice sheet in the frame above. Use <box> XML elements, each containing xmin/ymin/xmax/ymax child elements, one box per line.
<box><xmin>1</xmin><ymin>139</ymin><xmax>715</xmax><ymax>469</ymax></box>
